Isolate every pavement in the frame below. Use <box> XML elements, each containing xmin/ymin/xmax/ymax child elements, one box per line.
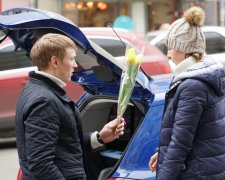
<box><xmin>0</xmin><ymin>144</ymin><xmax>19</xmax><ymax>180</ymax></box>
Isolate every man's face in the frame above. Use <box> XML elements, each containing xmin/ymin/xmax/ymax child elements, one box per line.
<box><xmin>56</xmin><ymin>48</ymin><xmax>77</xmax><ymax>83</ymax></box>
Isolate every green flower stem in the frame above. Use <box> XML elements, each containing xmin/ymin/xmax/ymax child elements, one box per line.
<box><xmin>117</xmin><ymin>53</ymin><xmax>142</xmax><ymax>127</ymax></box>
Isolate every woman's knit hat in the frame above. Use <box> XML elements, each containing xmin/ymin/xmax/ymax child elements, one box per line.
<box><xmin>165</xmin><ymin>6</ymin><xmax>206</xmax><ymax>54</ymax></box>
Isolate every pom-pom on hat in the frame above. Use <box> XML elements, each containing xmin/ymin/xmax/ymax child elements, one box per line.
<box><xmin>165</xmin><ymin>6</ymin><xmax>206</xmax><ymax>54</ymax></box>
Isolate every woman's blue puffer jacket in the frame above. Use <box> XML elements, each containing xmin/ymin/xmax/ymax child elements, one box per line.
<box><xmin>157</xmin><ymin>60</ymin><xmax>225</xmax><ymax>180</ymax></box>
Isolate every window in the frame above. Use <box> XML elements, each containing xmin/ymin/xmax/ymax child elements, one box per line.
<box><xmin>155</xmin><ymin>40</ymin><xmax>167</xmax><ymax>55</ymax></box>
<box><xmin>154</xmin><ymin>31</ymin><xmax>225</xmax><ymax>56</ymax></box>
<box><xmin>90</xmin><ymin>38</ymin><xmax>126</xmax><ymax>57</ymax></box>
<box><xmin>61</xmin><ymin>1</ymin><xmax>129</xmax><ymax>27</ymax></box>
<box><xmin>205</xmin><ymin>32</ymin><xmax>225</xmax><ymax>54</ymax></box>
<box><xmin>0</xmin><ymin>43</ymin><xmax>34</xmax><ymax>71</ymax></box>
<box><xmin>0</xmin><ymin>30</ymin><xmax>6</xmax><ymax>41</ymax></box>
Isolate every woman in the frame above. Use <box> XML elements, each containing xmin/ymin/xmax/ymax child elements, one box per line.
<box><xmin>149</xmin><ymin>6</ymin><xmax>225</xmax><ymax>180</ymax></box>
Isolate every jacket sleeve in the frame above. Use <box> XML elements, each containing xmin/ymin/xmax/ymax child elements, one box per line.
<box><xmin>84</xmin><ymin>132</ymin><xmax>92</xmax><ymax>151</ymax></box>
<box><xmin>24</xmin><ymin>97</ymin><xmax>65</xmax><ymax>180</ymax></box>
<box><xmin>74</xmin><ymin>105</ymin><xmax>93</xmax><ymax>151</ymax></box>
<box><xmin>157</xmin><ymin>81</ymin><xmax>207</xmax><ymax>180</ymax></box>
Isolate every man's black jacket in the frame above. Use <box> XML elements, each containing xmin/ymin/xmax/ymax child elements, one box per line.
<box><xmin>16</xmin><ymin>71</ymin><xmax>91</xmax><ymax>180</ymax></box>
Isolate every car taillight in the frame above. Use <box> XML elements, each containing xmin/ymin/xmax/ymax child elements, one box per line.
<box><xmin>106</xmin><ymin>178</ymin><xmax>135</xmax><ymax>180</ymax></box>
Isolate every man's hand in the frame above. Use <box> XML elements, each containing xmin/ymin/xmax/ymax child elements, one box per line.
<box><xmin>149</xmin><ymin>152</ymin><xmax>158</xmax><ymax>172</ymax></box>
<box><xmin>98</xmin><ymin>119</ymin><xmax>124</xmax><ymax>143</ymax></box>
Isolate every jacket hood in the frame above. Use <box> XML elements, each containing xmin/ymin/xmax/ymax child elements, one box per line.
<box><xmin>173</xmin><ymin>57</ymin><xmax>225</xmax><ymax>96</ymax></box>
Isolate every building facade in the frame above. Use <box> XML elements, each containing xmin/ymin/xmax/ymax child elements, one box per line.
<box><xmin>36</xmin><ymin>0</ymin><xmax>184</xmax><ymax>32</ymax></box>
<box><xmin>0</xmin><ymin>0</ymin><xmax>224</xmax><ymax>32</ymax></box>
<box><xmin>0</xmin><ymin>0</ymin><xmax>29</xmax><ymax>12</ymax></box>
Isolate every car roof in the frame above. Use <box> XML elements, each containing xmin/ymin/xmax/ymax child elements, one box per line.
<box><xmin>81</xmin><ymin>27</ymin><xmax>167</xmax><ymax>58</ymax></box>
<box><xmin>146</xmin><ymin>30</ymin><xmax>165</xmax><ymax>41</ymax></box>
<box><xmin>202</xmin><ymin>26</ymin><xmax>225</xmax><ymax>36</ymax></box>
<box><xmin>81</xmin><ymin>27</ymin><xmax>145</xmax><ymax>40</ymax></box>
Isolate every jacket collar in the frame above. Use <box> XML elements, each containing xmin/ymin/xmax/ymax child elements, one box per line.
<box><xmin>35</xmin><ymin>70</ymin><xmax>66</xmax><ymax>88</ymax></box>
<box><xmin>29</xmin><ymin>71</ymin><xmax>73</xmax><ymax>103</ymax></box>
<box><xmin>174</xmin><ymin>56</ymin><xmax>197</xmax><ymax>74</ymax></box>
<box><xmin>172</xmin><ymin>57</ymin><xmax>224</xmax><ymax>83</ymax></box>
<box><xmin>167</xmin><ymin>79</ymin><xmax>183</xmax><ymax>94</ymax></box>
<box><xmin>171</xmin><ymin>57</ymin><xmax>225</xmax><ymax>96</ymax></box>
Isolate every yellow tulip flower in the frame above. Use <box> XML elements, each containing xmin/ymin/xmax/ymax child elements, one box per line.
<box><xmin>126</xmin><ymin>48</ymin><xmax>136</xmax><ymax>65</ymax></box>
<box><xmin>117</xmin><ymin>47</ymin><xmax>143</xmax><ymax>127</ymax></box>
<box><xmin>134</xmin><ymin>54</ymin><xmax>143</xmax><ymax>66</ymax></box>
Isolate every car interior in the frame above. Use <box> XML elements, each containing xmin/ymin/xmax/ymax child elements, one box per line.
<box><xmin>79</xmin><ymin>95</ymin><xmax>146</xmax><ymax>180</ymax></box>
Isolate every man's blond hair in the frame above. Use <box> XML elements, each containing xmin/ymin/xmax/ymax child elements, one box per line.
<box><xmin>30</xmin><ymin>33</ymin><xmax>77</xmax><ymax>70</ymax></box>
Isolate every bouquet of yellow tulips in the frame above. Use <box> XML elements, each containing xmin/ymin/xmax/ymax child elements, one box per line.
<box><xmin>117</xmin><ymin>48</ymin><xmax>143</xmax><ymax>126</ymax></box>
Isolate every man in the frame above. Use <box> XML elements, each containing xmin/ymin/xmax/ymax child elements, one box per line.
<box><xmin>16</xmin><ymin>33</ymin><xmax>124</xmax><ymax>180</ymax></box>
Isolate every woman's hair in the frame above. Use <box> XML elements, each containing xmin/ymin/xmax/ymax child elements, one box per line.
<box><xmin>189</xmin><ymin>53</ymin><xmax>203</xmax><ymax>61</ymax></box>
<box><xmin>30</xmin><ymin>33</ymin><xmax>77</xmax><ymax>70</ymax></box>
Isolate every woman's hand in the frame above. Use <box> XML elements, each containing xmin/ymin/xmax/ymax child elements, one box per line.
<box><xmin>149</xmin><ymin>152</ymin><xmax>158</xmax><ymax>172</ymax></box>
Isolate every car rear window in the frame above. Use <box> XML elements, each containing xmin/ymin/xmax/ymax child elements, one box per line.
<box><xmin>89</xmin><ymin>38</ymin><xmax>126</xmax><ymax>57</ymax></box>
<box><xmin>205</xmin><ymin>32</ymin><xmax>225</xmax><ymax>54</ymax></box>
<box><xmin>155</xmin><ymin>40</ymin><xmax>168</xmax><ymax>55</ymax></box>
<box><xmin>0</xmin><ymin>41</ymin><xmax>34</xmax><ymax>71</ymax></box>
<box><xmin>0</xmin><ymin>30</ymin><xmax>6</xmax><ymax>40</ymax></box>
<box><xmin>155</xmin><ymin>31</ymin><xmax>225</xmax><ymax>56</ymax></box>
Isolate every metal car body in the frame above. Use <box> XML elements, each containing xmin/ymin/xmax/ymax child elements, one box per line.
<box><xmin>0</xmin><ymin>8</ymin><xmax>173</xmax><ymax>180</ymax></box>
<box><xmin>148</xmin><ymin>26</ymin><xmax>225</xmax><ymax>71</ymax></box>
<box><xmin>0</xmin><ymin>18</ymin><xmax>172</xmax><ymax>141</ymax></box>
<box><xmin>81</xmin><ymin>27</ymin><xmax>171</xmax><ymax>76</ymax></box>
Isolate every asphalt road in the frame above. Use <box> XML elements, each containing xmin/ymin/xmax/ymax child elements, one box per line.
<box><xmin>0</xmin><ymin>144</ymin><xmax>19</xmax><ymax>180</ymax></box>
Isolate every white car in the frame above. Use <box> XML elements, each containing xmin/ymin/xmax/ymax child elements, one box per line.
<box><xmin>148</xmin><ymin>26</ymin><xmax>225</xmax><ymax>71</ymax></box>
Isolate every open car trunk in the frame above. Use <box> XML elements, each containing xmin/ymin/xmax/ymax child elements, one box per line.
<box><xmin>79</xmin><ymin>95</ymin><xmax>146</xmax><ymax>180</ymax></box>
<box><xmin>0</xmin><ymin>8</ymin><xmax>156</xmax><ymax>180</ymax></box>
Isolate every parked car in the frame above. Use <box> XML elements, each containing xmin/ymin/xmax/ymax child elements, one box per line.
<box><xmin>0</xmin><ymin>20</ymin><xmax>171</xmax><ymax>141</ymax></box>
<box><xmin>146</xmin><ymin>30</ymin><xmax>165</xmax><ymax>42</ymax></box>
<box><xmin>81</xmin><ymin>27</ymin><xmax>171</xmax><ymax>76</ymax></box>
<box><xmin>0</xmin><ymin>8</ymin><xmax>173</xmax><ymax>180</ymax></box>
<box><xmin>148</xmin><ymin>26</ymin><xmax>225</xmax><ymax>70</ymax></box>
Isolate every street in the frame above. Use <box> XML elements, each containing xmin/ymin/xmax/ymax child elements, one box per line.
<box><xmin>1</xmin><ymin>0</ymin><xmax>225</xmax><ymax>179</ymax></box>
<box><xmin>0</xmin><ymin>144</ymin><xmax>19</xmax><ymax>180</ymax></box>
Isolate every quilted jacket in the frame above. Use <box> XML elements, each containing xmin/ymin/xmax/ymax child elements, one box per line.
<box><xmin>157</xmin><ymin>58</ymin><xmax>225</xmax><ymax>180</ymax></box>
<box><xmin>16</xmin><ymin>71</ymin><xmax>91</xmax><ymax>180</ymax></box>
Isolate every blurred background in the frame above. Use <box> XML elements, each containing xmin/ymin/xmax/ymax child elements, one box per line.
<box><xmin>1</xmin><ymin>1</ymin><xmax>225</xmax><ymax>180</ymax></box>
<box><xmin>0</xmin><ymin>0</ymin><xmax>225</xmax><ymax>32</ymax></box>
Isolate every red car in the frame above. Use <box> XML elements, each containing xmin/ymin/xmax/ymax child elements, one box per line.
<box><xmin>82</xmin><ymin>27</ymin><xmax>171</xmax><ymax>76</ymax></box>
<box><xmin>0</xmin><ymin>28</ymin><xmax>171</xmax><ymax>140</ymax></box>
<box><xmin>0</xmin><ymin>39</ymin><xmax>84</xmax><ymax>140</ymax></box>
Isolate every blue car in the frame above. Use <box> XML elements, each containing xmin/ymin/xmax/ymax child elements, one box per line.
<box><xmin>0</xmin><ymin>8</ymin><xmax>172</xmax><ymax>180</ymax></box>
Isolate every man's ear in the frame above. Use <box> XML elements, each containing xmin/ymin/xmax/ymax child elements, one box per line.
<box><xmin>49</xmin><ymin>56</ymin><xmax>58</xmax><ymax>68</ymax></box>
